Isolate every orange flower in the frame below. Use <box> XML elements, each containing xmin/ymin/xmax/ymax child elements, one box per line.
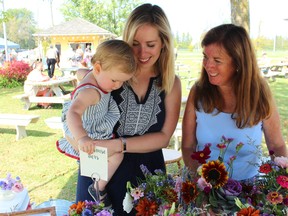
<box><xmin>202</xmin><ymin>160</ymin><xmax>228</xmax><ymax>188</ymax></box>
<box><xmin>69</xmin><ymin>201</ymin><xmax>85</xmax><ymax>214</ymax></box>
<box><xmin>237</xmin><ymin>206</ymin><xmax>260</xmax><ymax>216</ymax></box>
<box><xmin>266</xmin><ymin>191</ymin><xmax>283</xmax><ymax>204</ymax></box>
<box><xmin>135</xmin><ymin>197</ymin><xmax>158</xmax><ymax>216</ymax></box>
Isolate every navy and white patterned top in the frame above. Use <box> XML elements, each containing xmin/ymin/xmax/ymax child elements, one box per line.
<box><xmin>112</xmin><ymin>76</ymin><xmax>165</xmax><ymax>137</ymax></box>
<box><xmin>57</xmin><ymin>83</ymin><xmax>120</xmax><ymax>159</ymax></box>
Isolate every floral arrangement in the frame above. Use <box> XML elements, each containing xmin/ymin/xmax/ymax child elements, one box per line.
<box><xmin>178</xmin><ymin>136</ymin><xmax>246</xmax><ymax>215</ymax></box>
<box><xmin>0</xmin><ymin>173</ymin><xmax>24</xmax><ymax>192</ymax></box>
<box><xmin>68</xmin><ymin>200</ymin><xmax>113</xmax><ymax>216</ymax></box>
<box><xmin>236</xmin><ymin>154</ymin><xmax>288</xmax><ymax>215</ymax></box>
<box><xmin>123</xmin><ymin>164</ymin><xmax>179</xmax><ymax>216</ymax></box>
<box><xmin>122</xmin><ymin>136</ymin><xmax>288</xmax><ymax>216</ymax></box>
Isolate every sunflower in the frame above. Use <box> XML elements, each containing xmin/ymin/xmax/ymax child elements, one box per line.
<box><xmin>181</xmin><ymin>181</ymin><xmax>199</xmax><ymax>204</ymax></box>
<box><xmin>202</xmin><ymin>160</ymin><xmax>228</xmax><ymax>188</ymax></box>
<box><xmin>162</xmin><ymin>188</ymin><xmax>178</xmax><ymax>203</ymax></box>
<box><xmin>135</xmin><ymin>197</ymin><xmax>158</xmax><ymax>216</ymax></box>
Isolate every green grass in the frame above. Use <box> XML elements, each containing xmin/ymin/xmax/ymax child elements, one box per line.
<box><xmin>0</xmin><ymin>51</ymin><xmax>287</xmax><ymax>206</ymax></box>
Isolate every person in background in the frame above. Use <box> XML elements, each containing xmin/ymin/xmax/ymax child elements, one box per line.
<box><xmin>55</xmin><ymin>45</ymin><xmax>60</xmax><ymax>68</ymax></box>
<box><xmin>46</xmin><ymin>44</ymin><xmax>58</xmax><ymax>78</ymax></box>
<box><xmin>56</xmin><ymin>40</ymin><xmax>136</xmax><ymax>207</ymax></box>
<box><xmin>24</xmin><ymin>59</ymin><xmax>53</xmax><ymax>108</ymax></box>
<box><xmin>74</xmin><ymin>4</ymin><xmax>181</xmax><ymax>215</ymax></box>
<box><xmin>181</xmin><ymin>24</ymin><xmax>287</xmax><ymax>182</ymax></box>
<box><xmin>75</xmin><ymin>44</ymin><xmax>84</xmax><ymax>62</ymax></box>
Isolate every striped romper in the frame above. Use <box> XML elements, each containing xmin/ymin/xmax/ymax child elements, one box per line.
<box><xmin>56</xmin><ymin>83</ymin><xmax>120</xmax><ymax>160</ymax></box>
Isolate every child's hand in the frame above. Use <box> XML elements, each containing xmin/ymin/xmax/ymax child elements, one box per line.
<box><xmin>78</xmin><ymin>136</ymin><xmax>95</xmax><ymax>155</ymax></box>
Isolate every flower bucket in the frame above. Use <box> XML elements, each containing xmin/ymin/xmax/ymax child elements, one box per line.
<box><xmin>0</xmin><ymin>190</ymin><xmax>16</xmax><ymax>201</ymax></box>
<box><xmin>35</xmin><ymin>199</ymin><xmax>74</xmax><ymax>216</ymax></box>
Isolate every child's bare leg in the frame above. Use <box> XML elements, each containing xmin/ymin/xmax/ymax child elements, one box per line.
<box><xmin>98</xmin><ymin>152</ymin><xmax>124</xmax><ymax>191</ymax></box>
<box><xmin>88</xmin><ymin>153</ymin><xmax>124</xmax><ymax>206</ymax></box>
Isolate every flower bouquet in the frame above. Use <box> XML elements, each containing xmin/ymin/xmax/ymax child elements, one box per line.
<box><xmin>0</xmin><ymin>173</ymin><xmax>24</xmax><ymax>201</ymax></box>
<box><xmin>236</xmin><ymin>154</ymin><xmax>288</xmax><ymax>215</ymax></box>
<box><xmin>123</xmin><ymin>164</ymin><xmax>179</xmax><ymax>216</ymax></box>
<box><xmin>178</xmin><ymin>136</ymin><xmax>247</xmax><ymax>215</ymax></box>
<box><xmin>68</xmin><ymin>200</ymin><xmax>114</xmax><ymax>216</ymax></box>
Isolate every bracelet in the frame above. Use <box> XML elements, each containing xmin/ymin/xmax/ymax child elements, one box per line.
<box><xmin>119</xmin><ymin>137</ymin><xmax>127</xmax><ymax>153</ymax></box>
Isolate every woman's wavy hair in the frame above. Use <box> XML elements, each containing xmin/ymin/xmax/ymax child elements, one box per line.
<box><xmin>122</xmin><ymin>3</ymin><xmax>175</xmax><ymax>94</ymax></box>
<box><xmin>194</xmin><ymin>24</ymin><xmax>273</xmax><ymax>128</ymax></box>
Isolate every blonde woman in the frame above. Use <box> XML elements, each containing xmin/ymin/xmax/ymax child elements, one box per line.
<box><xmin>75</xmin><ymin>4</ymin><xmax>181</xmax><ymax>215</ymax></box>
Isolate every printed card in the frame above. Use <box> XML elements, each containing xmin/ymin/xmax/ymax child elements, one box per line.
<box><xmin>79</xmin><ymin>146</ymin><xmax>108</xmax><ymax>181</ymax></box>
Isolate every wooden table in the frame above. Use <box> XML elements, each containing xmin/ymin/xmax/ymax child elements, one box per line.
<box><xmin>162</xmin><ymin>148</ymin><xmax>182</xmax><ymax>170</ymax></box>
<box><xmin>60</xmin><ymin>67</ymin><xmax>79</xmax><ymax>77</ymax></box>
<box><xmin>16</xmin><ymin>77</ymin><xmax>77</xmax><ymax>110</ymax></box>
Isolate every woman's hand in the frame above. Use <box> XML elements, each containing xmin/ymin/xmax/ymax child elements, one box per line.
<box><xmin>94</xmin><ymin>139</ymin><xmax>122</xmax><ymax>157</ymax></box>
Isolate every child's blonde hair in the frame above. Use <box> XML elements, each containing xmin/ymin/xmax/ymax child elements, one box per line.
<box><xmin>91</xmin><ymin>40</ymin><xmax>136</xmax><ymax>75</ymax></box>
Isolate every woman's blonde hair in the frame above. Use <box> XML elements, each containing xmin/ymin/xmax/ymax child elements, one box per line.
<box><xmin>194</xmin><ymin>24</ymin><xmax>273</xmax><ymax>128</ymax></box>
<box><xmin>91</xmin><ymin>40</ymin><xmax>136</xmax><ymax>75</ymax></box>
<box><xmin>122</xmin><ymin>3</ymin><xmax>175</xmax><ymax>93</ymax></box>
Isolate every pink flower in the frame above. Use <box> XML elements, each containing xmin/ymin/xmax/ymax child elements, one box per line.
<box><xmin>276</xmin><ymin>175</ymin><xmax>288</xmax><ymax>189</ymax></box>
<box><xmin>174</xmin><ymin>177</ymin><xmax>182</xmax><ymax>193</ymax></box>
<box><xmin>131</xmin><ymin>187</ymin><xmax>144</xmax><ymax>200</ymax></box>
<box><xmin>274</xmin><ymin>156</ymin><xmax>288</xmax><ymax>168</ymax></box>
<box><xmin>266</xmin><ymin>191</ymin><xmax>283</xmax><ymax>204</ymax></box>
<box><xmin>11</xmin><ymin>182</ymin><xmax>24</xmax><ymax>192</ymax></box>
<box><xmin>197</xmin><ymin>177</ymin><xmax>212</xmax><ymax>192</ymax></box>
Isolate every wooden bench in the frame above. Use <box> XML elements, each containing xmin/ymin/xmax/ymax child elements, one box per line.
<box><xmin>14</xmin><ymin>94</ymin><xmax>71</xmax><ymax>110</ymax></box>
<box><xmin>0</xmin><ymin>114</ymin><xmax>40</xmax><ymax>140</ymax></box>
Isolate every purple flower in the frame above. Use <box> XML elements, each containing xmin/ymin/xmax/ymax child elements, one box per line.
<box><xmin>95</xmin><ymin>210</ymin><xmax>113</xmax><ymax>216</ymax></box>
<box><xmin>223</xmin><ymin>178</ymin><xmax>242</xmax><ymax>196</ymax></box>
<box><xmin>82</xmin><ymin>208</ymin><xmax>92</xmax><ymax>216</ymax></box>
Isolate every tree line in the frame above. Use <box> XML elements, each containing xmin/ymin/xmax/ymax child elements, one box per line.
<box><xmin>0</xmin><ymin>0</ymin><xmax>287</xmax><ymax>52</ymax></box>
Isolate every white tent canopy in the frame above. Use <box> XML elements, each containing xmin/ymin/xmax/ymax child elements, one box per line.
<box><xmin>0</xmin><ymin>37</ymin><xmax>20</xmax><ymax>49</ymax></box>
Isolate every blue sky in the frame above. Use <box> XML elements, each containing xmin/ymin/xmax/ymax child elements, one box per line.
<box><xmin>3</xmin><ymin>0</ymin><xmax>288</xmax><ymax>41</ymax></box>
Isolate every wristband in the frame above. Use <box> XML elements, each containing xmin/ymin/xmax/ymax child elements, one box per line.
<box><xmin>120</xmin><ymin>137</ymin><xmax>127</xmax><ymax>153</ymax></box>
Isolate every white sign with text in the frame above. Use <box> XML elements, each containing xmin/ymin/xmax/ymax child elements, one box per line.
<box><xmin>79</xmin><ymin>146</ymin><xmax>108</xmax><ymax>181</ymax></box>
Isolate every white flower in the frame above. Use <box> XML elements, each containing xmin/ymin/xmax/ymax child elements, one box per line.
<box><xmin>274</xmin><ymin>156</ymin><xmax>288</xmax><ymax>169</ymax></box>
<box><xmin>123</xmin><ymin>192</ymin><xmax>133</xmax><ymax>213</ymax></box>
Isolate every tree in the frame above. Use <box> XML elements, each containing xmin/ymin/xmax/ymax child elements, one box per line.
<box><xmin>230</xmin><ymin>0</ymin><xmax>250</xmax><ymax>33</ymax></box>
<box><xmin>0</xmin><ymin>8</ymin><xmax>37</xmax><ymax>49</ymax></box>
<box><xmin>60</xmin><ymin>0</ymin><xmax>143</xmax><ymax>36</ymax></box>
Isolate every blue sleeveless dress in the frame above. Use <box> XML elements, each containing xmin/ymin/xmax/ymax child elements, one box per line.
<box><xmin>57</xmin><ymin>83</ymin><xmax>120</xmax><ymax>159</ymax></box>
<box><xmin>196</xmin><ymin>108</ymin><xmax>263</xmax><ymax>180</ymax></box>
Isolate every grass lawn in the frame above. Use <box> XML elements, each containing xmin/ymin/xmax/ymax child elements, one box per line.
<box><xmin>0</xmin><ymin>50</ymin><xmax>287</xmax><ymax>206</ymax></box>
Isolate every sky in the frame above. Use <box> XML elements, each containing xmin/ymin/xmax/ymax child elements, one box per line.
<box><xmin>2</xmin><ymin>0</ymin><xmax>288</xmax><ymax>41</ymax></box>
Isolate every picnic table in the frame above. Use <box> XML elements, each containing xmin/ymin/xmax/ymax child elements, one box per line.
<box><xmin>15</xmin><ymin>76</ymin><xmax>77</xmax><ymax>110</ymax></box>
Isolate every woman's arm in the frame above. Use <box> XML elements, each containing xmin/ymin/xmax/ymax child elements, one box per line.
<box><xmin>181</xmin><ymin>85</ymin><xmax>200</xmax><ymax>171</ymax></box>
<box><xmin>263</xmin><ymin>101</ymin><xmax>287</xmax><ymax>157</ymax></box>
<box><xmin>96</xmin><ymin>76</ymin><xmax>182</xmax><ymax>155</ymax></box>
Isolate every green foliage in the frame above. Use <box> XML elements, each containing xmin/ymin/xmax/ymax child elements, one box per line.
<box><xmin>0</xmin><ymin>76</ymin><xmax>22</xmax><ymax>88</ymax></box>
<box><xmin>175</xmin><ymin>32</ymin><xmax>193</xmax><ymax>49</ymax></box>
<box><xmin>60</xmin><ymin>0</ymin><xmax>143</xmax><ymax>36</ymax></box>
<box><xmin>0</xmin><ymin>61</ymin><xmax>31</xmax><ymax>88</ymax></box>
<box><xmin>0</xmin><ymin>8</ymin><xmax>37</xmax><ymax>49</ymax></box>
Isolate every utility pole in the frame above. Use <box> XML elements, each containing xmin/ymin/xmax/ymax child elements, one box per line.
<box><xmin>1</xmin><ymin>0</ymin><xmax>9</xmax><ymax>61</ymax></box>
